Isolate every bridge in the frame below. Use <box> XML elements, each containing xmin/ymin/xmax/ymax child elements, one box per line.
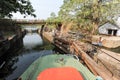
<box><xmin>13</xmin><ymin>19</ymin><xmax>60</xmax><ymax>24</ymax></box>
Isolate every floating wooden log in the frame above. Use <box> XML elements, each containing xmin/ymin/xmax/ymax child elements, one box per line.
<box><xmin>42</xmin><ymin>32</ymin><xmax>119</xmax><ymax>80</ymax></box>
<box><xmin>72</xmin><ymin>42</ymin><xmax>114</xmax><ymax>80</ymax></box>
<box><xmin>54</xmin><ymin>40</ymin><xmax>69</xmax><ymax>49</ymax></box>
<box><xmin>54</xmin><ymin>37</ymin><xmax>72</xmax><ymax>45</ymax></box>
<box><xmin>97</xmin><ymin>49</ymin><xmax>120</xmax><ymax>79</ymax></box>
<box><xmin>42</xmin><ymin>32</ymin><xmax>53</xmax><ymax>42</ymax></box>
<box><xmin>55</xmin><ymin>43</ymin><xmax>69</xmax><ymax>54</ymax></box>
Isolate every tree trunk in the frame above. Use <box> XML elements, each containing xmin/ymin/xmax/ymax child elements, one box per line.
<box><xmin>92</xmin><ymin>0</ymin><xmax>99</xmax><ymax>34</ymax></box>
<box><xmin>92</xmin><ymin>22</ymin><xmax>98</xmax><ymax>34</ymax></box>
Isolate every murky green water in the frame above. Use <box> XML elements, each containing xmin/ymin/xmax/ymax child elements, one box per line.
<box><xmin>104</xmin><ymin>46</ymin><xmax>120</xmax><ymax>53</ymax></box>
<box><xmin>0</xmin><ymin>27</ymin><xmax>56</xmax><ymax>80</ymax></box>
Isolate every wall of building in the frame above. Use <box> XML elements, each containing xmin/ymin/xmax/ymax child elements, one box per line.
<box><xmin>98</xmin><ymin>23</ymin><xmax>119</xmax><ymax>36</ymax></box>
<box><xmin>98</xmin><ymin>26</ymin><xmax>108</xmax><ymax>35</ymax></box>
<box><xmin>117</xmin><ymin>29</ymin><xmax>120</xmax><ymax>36</ymax></box>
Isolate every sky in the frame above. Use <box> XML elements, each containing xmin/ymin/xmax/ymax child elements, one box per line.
<box><xmin>12</xmin><ymin>0</ymin><xmax>63</xmax><ymax>20</ymax></box>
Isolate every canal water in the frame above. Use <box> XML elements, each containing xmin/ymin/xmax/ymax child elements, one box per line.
<box><xmin>0</xmin><ymin>30</ymin><xmax>56</xmax><ymax>80</ymax></box>
<box><xmin>104</xmin><ymin>46</ymin><xmax>120</xmax><ymax>53</ymax></box>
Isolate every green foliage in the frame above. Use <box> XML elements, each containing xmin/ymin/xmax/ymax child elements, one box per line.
<box><xmin>0</xmin><ymin>19</ymin><xmax>21</xmax><ymax>32</ymax></box>
<box><xmin>46</xmin><ymin>12</ymin><xmax>61</xmax><ymax>23</ymax></box>
<box><xmin>58</xmin><ymin>0</ymin><xmax>120</xmax><ymax>34</ymax></box>
<box><xmin>0</xmin><ymin>0</ymin><xmax>36</xmax><ymax>18</ymax></box>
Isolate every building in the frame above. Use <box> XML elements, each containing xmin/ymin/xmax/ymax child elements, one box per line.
<box><xmin>98</xmin><ymin>22</ymin><xmax>120</xmax><ymax>36</ymax></box>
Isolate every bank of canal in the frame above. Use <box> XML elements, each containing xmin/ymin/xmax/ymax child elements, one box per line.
<box><xmin>0</xmin><ymin>32</ymin><xmax>57</xmax><ymax>80</ymax></box>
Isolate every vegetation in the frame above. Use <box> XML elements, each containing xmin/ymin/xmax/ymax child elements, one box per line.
<box><xmin>47</xmin><ymin>0</ymin><xmax>120</xmax><ymax>34</ymax></box>
<box><xmin>0</xmin><ymin>0</ymin><xmax>36</xmax><ymax>35</ymax></box>
<box><xmin>0</xmin><ymin>0</ymin><xmax>36</xmax><ymax>18</ymax></box>
<box><xmin>0</xmin><ymin>19</ymin><xmax>21</xmax><ymax>33</ymax></box>
<box><xmin>46</xmin><ymin>12</ymin><xmax>61</xmax><ymax>24</ymax></box>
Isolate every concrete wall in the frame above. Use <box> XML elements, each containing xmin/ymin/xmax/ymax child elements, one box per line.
<box><xmin>0</xmin><ymin>31</ymin><xmax>26</xmax><ymax>58</ymax></box>
<box><xmin>117</xmin><ymin>30</ymin><xmax>120</xmax><ymax>36</ymax></box>
<box><xmin>92</xmin><ymin>35</ymin><xmax>120</xmax><ymax>48</ymax></box>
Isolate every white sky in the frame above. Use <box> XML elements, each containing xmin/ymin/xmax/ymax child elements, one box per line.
<box><xmin>12</xmin><ymin>0</ymin><xmax>63</xmax><ymax>20</ymax></box>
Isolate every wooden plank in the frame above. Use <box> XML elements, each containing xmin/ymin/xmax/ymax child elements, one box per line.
<box><xmin>55</xmin><ymin>44</ymin><xmax>69</xmax><ymax>54</ymax></box>
<box><xmin>72</xmin><ymin>42</ymin><xmax>114</xmax><ymax>80</ymax></box>
<box><xmin>97</xmin><ymin>50</ymin><xmax>120</xmax><ymax>79</ymax></box>
<box><xmin>54</xmin><ymin>37</ymin><xmax>72</xmax><ymax>45</ymax></box>
<box><xmin>42</xmin><ymin>32</ymin><xmax>119</xmax><ymax>79</ymax></box>
<box><xmin>54</xmin><ymin>40</ymin><xmax>69</xmax><ymax>50</ymax></box>
<box><xmin>43</xmin><ymin>32</ymin><xmax>53</xmax><ymax>42</ymax></box>
<box><xmin>100</xmin><ymin>49</ymin><xmax>120</xmax><ymax>61</ymax></box>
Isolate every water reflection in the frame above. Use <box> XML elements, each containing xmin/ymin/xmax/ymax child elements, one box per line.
<box><xmin>104</xmin><ymin>46</ymin><xmax>120</xmax><ymax>53</ymax></box>
<box><xmin>0</xmin><ymin>32</ymin><xmax>54</xmax><ymax>80</ymax></box>
<box><xmin>23</xmin><ymin>33</ymin><xmax>43</xmax><ymax>49</ymax></box>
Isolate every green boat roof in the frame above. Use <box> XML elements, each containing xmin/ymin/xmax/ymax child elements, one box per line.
<box><xmin>19</xmin><ymin>54</ymin><xmax>98</xmax><ymax>80</ymax></box>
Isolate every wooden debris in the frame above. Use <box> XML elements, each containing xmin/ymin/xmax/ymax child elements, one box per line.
<box><xmin>42</xmin><ymin>32</ymin><xmax>120</xmax><ymax>80</ymax></box>
<box><xmin>97</xmin><ymin>49</ymin><xmax>120</xmax><ymax>79</ymax></box>
<box><xmin>72</xmin><ymin>41</ymin><xmax>113</xmax><ymax>80</ymax></box>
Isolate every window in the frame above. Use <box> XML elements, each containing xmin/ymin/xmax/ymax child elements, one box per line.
<box><xmin>113</xmin><ymin>30</ymin><xmax>117</xmax><ymax>36</ymax></box>
<box><xmin>108</xmin><ymin>29</ymin><xmax>117</xmax><ymax>36</ymax></box>
<box><xmin>108</xmin><ymin>29</ymin><xmax>112</xmax><ymax>35</ymax></box>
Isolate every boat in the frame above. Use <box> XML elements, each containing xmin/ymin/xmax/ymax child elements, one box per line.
<box><xmin>18</xmin><ymin>54</ymin><xmax>102</xmax><ymax>80</ymax></box>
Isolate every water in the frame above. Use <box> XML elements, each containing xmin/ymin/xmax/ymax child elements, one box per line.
<box><xmin>23</xmin><ymin>33</ymin><xmax>43</xmax><ymax>49</ymax></box>
<box><xmin>104</xmin><ymin>46</ymin><xmax>120</xmax><ymax>53</ymax></box>
<box><xmin>0</xmin><ymin>32</ymin><xmax>55</xmax><ymax>80</ymax></box>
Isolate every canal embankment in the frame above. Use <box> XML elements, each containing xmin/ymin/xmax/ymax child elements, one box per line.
<box><xmin>92</xmin><ymin>35</ymin><xmax>120</xmax><ymax>48</ymax></box>
<box><xmin>0</xmin><ymin>19</ymin><xmax>26</xmax><ymax>67</ymax></box>
<box><xmin>0</xmin><ymin>30</ymin><xmax>26</xmax><ymax>67</ymax></box>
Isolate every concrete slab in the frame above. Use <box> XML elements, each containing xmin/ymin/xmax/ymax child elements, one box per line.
<box><xmin>92</xmin><ymin>35</ymin><xmax>120</xmax><ymax>48</ymax></box>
